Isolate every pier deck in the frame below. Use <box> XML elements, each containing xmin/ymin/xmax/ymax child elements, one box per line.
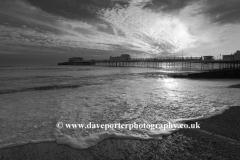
<box><xmin>58</xmin><ymin>57</ymin><xmax>240</xmax><ymax>71</ymax></box>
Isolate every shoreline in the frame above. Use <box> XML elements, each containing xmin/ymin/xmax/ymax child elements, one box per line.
<box><xmin>1</xmin><ymin>106</ymin><xmax>240</xmax><ymax>160</ymax></box>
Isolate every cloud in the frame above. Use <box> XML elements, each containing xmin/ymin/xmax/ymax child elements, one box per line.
<box><xmin>201</xmin><ymin>0</ymin><xmax>240</xmax><ymax>24</ymax></box>
<box><xmin>25</xmin><ymin>0</ymin><xmax>130</xmax><ymax>20</ymax></box>
<box><xmin>0</xmin><ymin>0</ymin><xmax>240</xmax><ymax>58</ymax></box>
<box><xmin>145</xmin><ymin>0</ymin><xmax>240</xmax><ymax>24</ymax></box>
<box><xmin>143</xmin><ymin>0</ymin><xmax>196</xmax><ymax>11</ymax></box>
<box><xmin>0</xmin><ymin>0</ymin><xmax>129</xmax><ymax>52</ymax></box>
<box><xmin>99</xmin><ymin>0</ymin><xmax>240</xmax><ymax>56</ymax></box>
<box><xmin>1</xmin><ymin>0</ymin><xmax>173</xmax><ymax>54</ymax></box>
<box><xmin>98</xmin><ymin>2</ymin><xmax>201</xmax><ymax>53</ymax></box>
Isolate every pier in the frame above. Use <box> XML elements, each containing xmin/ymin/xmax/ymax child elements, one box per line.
<box><xmin>58</xmin><ymin>57</ymin><xmax>240</xmax><ymax>71</ymax></box>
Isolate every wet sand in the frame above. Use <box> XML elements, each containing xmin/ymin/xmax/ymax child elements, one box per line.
<box><xmin>1</xmin><ymin>106</ymin><xmax>240</xmax><ymax>160</ymax></box>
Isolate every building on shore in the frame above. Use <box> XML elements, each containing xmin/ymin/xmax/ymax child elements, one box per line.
<box><xmin>234</xmin><ymin>50</ymin><xmax>240</xmax><ymax>60</ymax></box>
<box><xmin>223</xmin><ymin>50</ymin><xmax>240</xmax><ymax>60</ymax></box>
<box><xmin>69</xmin><ymin>57</ymin><xmax>83</xmax><ymax>62</ymax></box>
<box><xmin>222</xmin><ymin>54</ymin><xmax>234</xmax><ymax>61</ymax></box>
<box><xmin>203</xmin><ymin>56</ymin><xmax>214</xmax><ymax>61</ymax></box>
<box><xmin>110</xmin><ymin>54</ymin><xmax>131</xmax><ymax>61</ymax></box>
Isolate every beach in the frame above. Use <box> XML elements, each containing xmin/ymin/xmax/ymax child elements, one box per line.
<box><xmin>1</xmin><ymin>0</ymin><xmax>240</xmax><ymax>159</ymax></box>
<box><xmin>1</xmin><ymin>105</ymin><xmax>240</xmax><ymax>160</ymax></box>
<box><xmin>0</xmin><ymin>66</ymin><xmax>240</xmax><ymax>160</ymax></box>
<box><xmin>0</xmin><ymin>66</ymin><xmax>240</xmax><ymax>159</ymax></box>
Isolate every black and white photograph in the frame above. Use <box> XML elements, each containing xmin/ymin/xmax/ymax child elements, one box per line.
<box><xmin>0</xmin><ymin>0</ymin><xmax>240</xmax><ymax>159</ymax></box>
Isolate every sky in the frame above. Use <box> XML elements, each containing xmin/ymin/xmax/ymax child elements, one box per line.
<box><xmin>0</xmin><ymin>0</ymin><xmax>240</xmax><ymax>65</ymax></box>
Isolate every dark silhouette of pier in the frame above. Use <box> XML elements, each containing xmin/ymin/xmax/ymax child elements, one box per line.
<box><xmin>58</xmin><ymin>57</ymin><xmax>240</xmax><ymax>71</ymax></box>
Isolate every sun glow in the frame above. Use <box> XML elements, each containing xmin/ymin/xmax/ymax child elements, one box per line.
<box><xmin>98</xmin><ymin>3</ymin><xmax>197</xmax><ymax>54</ymax></box>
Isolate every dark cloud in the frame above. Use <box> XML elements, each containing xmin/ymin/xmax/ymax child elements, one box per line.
<box><xmin>21</xmin><ymin>0</ymin><xmax>240</xmax><ymax>25</ymax></box>
<box><xmin>25</xmin><ymin>0</ymin><xmax>129</xmax><ymax>20</ymax></box>
<box><xmin>203</xmin><ymin>0</ymin><xmax>240</xmax><ymax>24</ymax></box>
<box><xmin>0</xmin><ymin>0</ymin><xmax>65</xmax><ymax>35</ymax></box>
<box><xmin>143</xmin><ymin>0</ymin><xmax>196</xmax><ymax>12</ymax></box>
<box><xmin>144</xmin><ymin>0</ymin><xmax>240</xmax><ymax>24</ymax></box>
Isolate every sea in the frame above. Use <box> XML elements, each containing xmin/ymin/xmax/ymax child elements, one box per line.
<box><xmin>0</xmin><ymin>65</ymin><xmax>239</xmax><ymax>149</ymax></box>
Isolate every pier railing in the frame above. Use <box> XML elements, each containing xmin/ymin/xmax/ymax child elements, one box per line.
<box><xmin>58</xmin><ymin>57</ymin><xmax>240</xmax><ymax>71</ymax></box>
<box><xmin>130</xmin><ymin>57</ymin><xmax>202</xmax><ymax>61</ymax></box>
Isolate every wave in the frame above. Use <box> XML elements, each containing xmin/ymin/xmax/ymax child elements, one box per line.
<box><xmin>0</xmin><ymin>75</ymin><xmax>73</xmax><ymax>81</ymax></box>
<box><xmin>0</xmin><ymin>129</ymin><xmax>170</xmax><ymax>150</ymax></box>
<box><xmin>0</xmin><ymin>104</ymin><xmax>232</xmax><ymax>150</ymax></box>
<box><xmin>47</xmin><ymin>106</ymin><xmax>233</xmax><ymax>149</ymax></box>
<box><xmin>0</xmin><ymin>84</ymin><xmax>81</xmax><ymax>94</ymax></box>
